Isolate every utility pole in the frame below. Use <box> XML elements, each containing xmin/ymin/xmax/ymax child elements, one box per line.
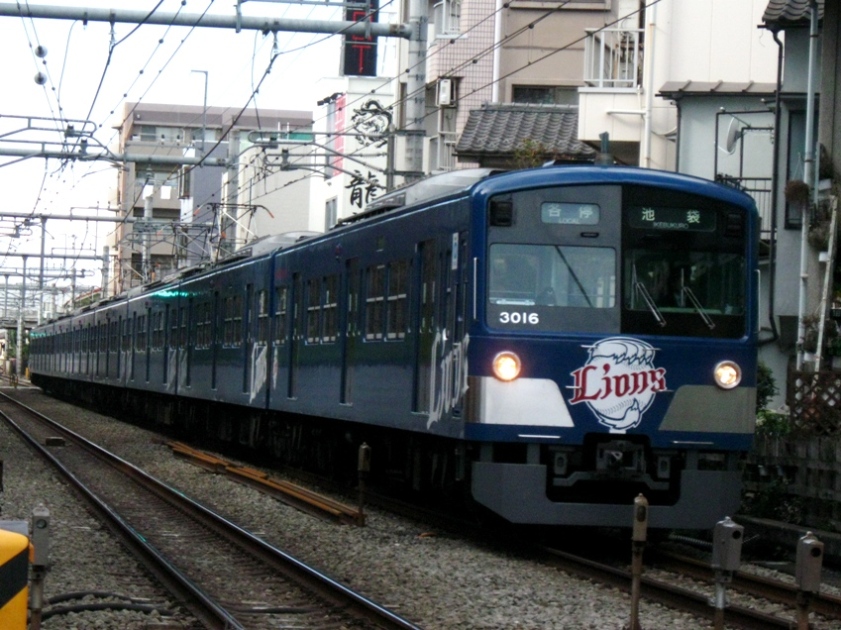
<box><xmin>143</xmin><ymin>194</ymin><xmax>153</xmax><ymax>283</ymax></box>
<box><xmin>406</xmin><ymin>0</ymin><xmax>428</xmax><ymax>180</ymax></box>
<box><xmin>101</xmin><ymin>247</ymin><xmax>110</xmax><ymax>300</ymax></box>
<box><xmin>17</xmin><ymin>256</ymin><xmax>26</xmax><ymax>380</ymax></box>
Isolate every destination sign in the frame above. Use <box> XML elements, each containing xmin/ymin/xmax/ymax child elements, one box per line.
<box><xmin>628</xmin><ymin>206</ymin><xmax>717</xmax><ymax>232</ymax></box>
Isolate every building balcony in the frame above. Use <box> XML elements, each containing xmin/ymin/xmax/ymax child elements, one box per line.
<box><xmin>583</xmin><ymin>27</ymin><xmax>643</xmax><ymax>91</ymax></box>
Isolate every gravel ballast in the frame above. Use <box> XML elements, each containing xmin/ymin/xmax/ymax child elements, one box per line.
<box><xmin>1</xmin><ymin>388</ymin><xmax>833</xmax><ymax>629</ymax></box>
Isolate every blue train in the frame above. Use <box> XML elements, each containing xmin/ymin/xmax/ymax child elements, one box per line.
<box><xmin>29</xmin><ymin>165</ymin><xmax>758</xmax><ymax>529</ymax></box>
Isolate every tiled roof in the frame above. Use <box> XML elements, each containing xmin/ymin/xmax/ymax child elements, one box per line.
<box><xmin>763</xmin><ymin>0</ymin><xmax>824</xmax><ymax>27</ymax></box>
<box><xmin>455</xmin><ymin>103</ymin><xmax>596</xmax><ymax>160</ymax></box>
<box><xmin>658</xmin><ymin>80</ymin><xmax>777</xmax><ymax>98</ymax></box>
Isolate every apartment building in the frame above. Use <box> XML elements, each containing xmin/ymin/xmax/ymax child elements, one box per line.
<box><xmin>110</xmin><ymin>102</ymin><xmax>312</xmax><ymax>296</ymax></box>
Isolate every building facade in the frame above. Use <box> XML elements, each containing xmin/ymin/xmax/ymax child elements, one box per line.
<box><xmin>110</xmin><ymin>103</ymin><xmax>312</xmax><ymax>296</ymax></box>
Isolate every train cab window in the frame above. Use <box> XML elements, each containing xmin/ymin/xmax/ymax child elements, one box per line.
<box><xmin>621</xmin><ymin>197</ymin><xmax>748</xmax><ymax>338</ymax></box>
<box><xmin>489</xmin><ymin>244</ymin><xmax>615</xmax><ymax>309</ymax></box>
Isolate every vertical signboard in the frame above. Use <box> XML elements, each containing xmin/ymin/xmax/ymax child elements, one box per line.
<box><xmin>342</xmin><ymin>0</ymin><xmax>378</xmax><ymax>77</ymax></box>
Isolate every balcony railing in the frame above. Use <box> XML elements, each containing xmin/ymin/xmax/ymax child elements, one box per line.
<box><xmin>426</xmin><ymin>132</ymin><xmax>458</xmax><ymax>173</ymax></box>
<box><xmin>584</xmin><ymin>27</ymin><xmax>643</xmax><ymax>90</ymax></box>
<box><xmin>715</xmin><ymin>175</ymin><xmax>773</xmax><ymax>238</ymax></box>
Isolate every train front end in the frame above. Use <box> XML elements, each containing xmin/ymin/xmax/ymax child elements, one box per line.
<box><xmin>466</xmin><ymin>166</ymin><xmax>758</xmax><ymax>529</ymax></box>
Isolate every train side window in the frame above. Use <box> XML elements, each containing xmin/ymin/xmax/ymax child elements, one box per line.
<box><xmin>323</xmin><ymin>275</ymin><xmax>338</xmax><ymax>343</ymax></box>
<box><xmin>136</xmin><ymin>314</ymin><xmax>147</xmax><ymax>351</ymax></box>
<box><xmin>387</xmin><ymin>259</ymin><xmax>410</xmax><ymax>340</ymax></box>
<box><xmin>306</xmin><ymin>278</ymin><xmax>322</xmax><ymax>344</ymax></box>
<box><xmin>233</xmin><ymin>293</ymin><xmax>243</xmax><ymax>346</ymax></box>
<box><xmin>110</xmin><ymin>320</ymin><xmax>118</xmax><ymax>352</ymax></box>
<box><xmin>365</xmin><ymin>264</ymin><xmax>386</xmax><ymax>341</ymax></box>
<box><xmin>203</xmin><ymin>301</ymin><xmax>211</xmax><ymax>347</ymax></box>
<box><xmin>257</xmin><ymin>290</ymin><xmax>270</xmax><ymax>344</ymax></box>
<box><xmin>194</xmin><ymin>303</ymin><xmax>203</xmax><ymax>348</ymax></box>
<box><xmin>171</xmin><ymin>302</ymin><xmax>181</xmax><ymax>348</ymax></box>
<box><xmin>274</xmin><ymin>286</ymin><xmax>288</xmax><ymax>345</ymax></box>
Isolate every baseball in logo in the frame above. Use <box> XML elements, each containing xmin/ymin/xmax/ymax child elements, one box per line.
<box><xmin>568</xmin><ymin>337</ymin><xmax>667</xmax><ymax>432</ymax></box>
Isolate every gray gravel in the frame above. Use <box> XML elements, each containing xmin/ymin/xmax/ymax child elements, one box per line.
<box><xmin>1</xmin><ymin>388</ymin><xmax>832</xmax><ymax>629</ymax></box>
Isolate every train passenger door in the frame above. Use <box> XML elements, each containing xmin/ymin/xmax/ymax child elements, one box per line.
<box><xmin>340</xmin><ymin>258</ymin><xmax>359</xmax><ymax>404</ymax></box>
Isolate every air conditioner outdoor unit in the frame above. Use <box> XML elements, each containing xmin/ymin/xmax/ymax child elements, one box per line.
<box><xmin>437</xmin><ymin>78</ymin><xmax>454</xmax><ymax>106</ymax></box>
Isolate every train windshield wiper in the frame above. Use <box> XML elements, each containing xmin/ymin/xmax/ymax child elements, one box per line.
<box><xmin>634</xmin><ymin>281</ymin><xmax>666</xmax><ymax>327</ymax></box>
<box><xmin>681</xmin><ymin>286</ymin><xmax>716</xmax><ymax>330</ymax></box>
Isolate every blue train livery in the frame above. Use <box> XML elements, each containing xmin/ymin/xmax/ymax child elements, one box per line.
<box><xmin>30</xmin><ymin>164</ymin><xmax>759</xmax><ymax>529</ymax></box>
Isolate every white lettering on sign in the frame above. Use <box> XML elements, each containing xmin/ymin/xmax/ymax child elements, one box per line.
<box><xmin>568</xmin><ymin>337</ymin><xmax>667</xmax><ymax>432</ymax></box>
<box><xmin>499</xmin><ymin>311</ymin><xmax>539</xmax><ymax>325</ymax></box>
<box><xmin>427</xmin><ymin>331</ymin><xmax>470</xmax><ymax>429</ymax></box>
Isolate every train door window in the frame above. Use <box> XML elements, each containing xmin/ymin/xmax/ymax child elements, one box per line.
<box><xmin>122</xmin><ymin>317</ymin><xmax>131</xmax><ymax>352</ymax></box>
<box><xmin>306</xmin><ymin>278</ymin><xmax>322</xmax><ymax>344</ymax></box>
<box><xmin>342</xmin><ymin>258</ymin><xmax>360</xmax><ymax>405</ymax></box>
<box><xmin>456</xmin><ymin>232</ymin><xmax>468</xmax><ymax>338</ymax></box>
<box><xmin>144</xmin><ymin>308</ymin><xmax>151</xmax><ymax>382</ymax></box>
<box><xmin>414</xmin><ymin>240</ymin><xmax>437</xmax><ymax>412</ymax></box>
<box><xmin>186</xmin><ymin>298</ymin><xmax>193</xmax><ymax>387</ymax></box>
<box><xmin>233</xmin><ymin>293</ymin><xmax>243</xmax><ymax>346</ymax></box>
<box><xmin>112</xmin><ymin>319</ymin><xmax>119</xmax><ymax>352</ymax></box>
<box><xmin>289</xmin><ymin>273</ymin><xmax>302</xmax><ymax>398</ymax></box>
<box><xmin>365</xmin><ymin>264</ymin><xmax>386</xmax><ymax>340</ymax></box>
<box><xmin>222</xmin><ymin>297</ymin><xmax>231</xmax><ymax>346</ymax></box>
<box><xmin>274</xmin><ymin>286</ymin><xmax>288</xmax><ymax>346</ymax></box>
<box><xmin>115</xmin><ymin>318</ymin><xmax>122</xmax><ymax>375</ymax></box>
<box><xmin>212</xmin><ymin>291</ymin><xmax>220</xmax><ymax>390</ymax></box>
<box><xmin>162</xmin><ymin>305</ymin><xmax>170</xmax><ymax>383</ymax></box>
<box><xmin>323</xmin><ymin>275</ymin><xmax>338</xmax><ymax>343</ymax></box>
<box><xmin>194</xmin><ymin>304</ymin><xmax>203</xmax><ymax>349</ymax></box>
<box><xmin>171</xmin><ymin>302</ymin><xmax>181</xmax><ymax>350</ymax></box>
<box><xmin>243</xmin><ymin>284</ymin><xmax>252</xmax><ymax>392</ymax></box>
<box><xmin>150</xmin><ymin>311</ymin><xmax>160</xmax><ymax>350</ymax></box>
<box><xmin>387</xmin><ymin>259</ymin><xmax>410</xmax><ymax>340</ymax></box>
<box><xmin>257</xmin><ymin>290</ymin><xmax>269</xmax><ymax>344</ymax></box>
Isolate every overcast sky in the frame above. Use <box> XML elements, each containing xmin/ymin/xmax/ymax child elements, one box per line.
<box><xmin>0</xmin><ymin>0</ymin><xmax>395</xmax><ymax>290</ymax></box>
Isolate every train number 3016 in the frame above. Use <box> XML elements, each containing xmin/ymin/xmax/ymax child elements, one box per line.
<box><xmin>499</xmin><ymin>312</ymin><xmax>539</xmax><ymax>325</ymax></box>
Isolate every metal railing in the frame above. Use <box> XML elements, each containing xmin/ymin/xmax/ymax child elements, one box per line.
<box><xmin>426</xmin><ymin>132</ymin><xmax>458</xmax><ymax>173</ymax></box>
<box><xmin>715</xmin><ymin>175</ymin><xmax>773</xmax><ymax>238</ymax></box>
<box><xmin>584</xmin><ymin>27</ymin><xmax>643</xmax><ymax>90</ymax></box>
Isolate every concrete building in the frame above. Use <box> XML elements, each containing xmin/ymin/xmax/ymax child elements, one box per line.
<box><xmin>109</xmin><ymin>102</ymin><xmax>312</xmax><ymax>296</ymax></box>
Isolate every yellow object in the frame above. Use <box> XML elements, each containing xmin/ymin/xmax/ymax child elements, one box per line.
<box><xmin>0</xmin><ymin>528</ymin><xmax>29</xmax><ymax>629</ymax></box>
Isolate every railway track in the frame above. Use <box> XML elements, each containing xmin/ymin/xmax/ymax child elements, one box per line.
<box><xmin>0</xmin><ymin>391</ymin><xmax>421</xmax><ymax>630</ymax></box>
<box><xmin>540</xmin><ymin>544</ymin><xmax>839</xmax><ymax>629</ymax></box>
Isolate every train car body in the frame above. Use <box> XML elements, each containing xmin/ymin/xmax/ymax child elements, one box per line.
<box><xmin>30</xmin><ymin>165</ymin><xmax>759</xmax><ymax>529</ymax></box>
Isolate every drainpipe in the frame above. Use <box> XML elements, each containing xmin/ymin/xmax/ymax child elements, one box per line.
<box><xmin>642</xmin><ymin>1</ymin><xmax>657</xmax><ymax>168</ymax></box>
<box><xmin>760</xmin><ymin>29</ymin><xmax>784</xmax><ymax>347</ymax></box>
<box><xmin>492</xmin><ymin>0</ymin><xmax>502</xmax><ymax>102</ymax></box>
<box><xmin>795</xmin><ymin>0</ymin><xmax>820</xmax><ymax>370</ymax></box>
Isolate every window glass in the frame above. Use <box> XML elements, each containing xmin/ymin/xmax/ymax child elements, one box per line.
<box><xmin>489</xmin><ymin>244</ymin><xmax>615</xmax><ymax>308</ymax></box>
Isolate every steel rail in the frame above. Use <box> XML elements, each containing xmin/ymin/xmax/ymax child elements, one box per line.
<box><xmin>0</xmin><ymin>391</ymin><xmax>421</xmax><ymax>630</ymax></box>
<box><xmin>541</xmin><ymin>546</ymin><xmax>806</xmax><ymax>630</ymax></box>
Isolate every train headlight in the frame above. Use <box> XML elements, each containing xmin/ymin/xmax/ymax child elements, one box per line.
<box><xmin>492</xmin><ymin>351</ymin><xmax>521</xmax><ymax>382</ymax></box>
<box><xmin>713</xmin><ymin>361</ymin><xmax>741</xmax><ymax>390</ymax></box>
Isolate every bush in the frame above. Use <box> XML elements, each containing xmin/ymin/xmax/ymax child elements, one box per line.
<box><xmin>756</xmin><ymin>362</ymin><xmax>778</xmax><ymax>413</ymax></box>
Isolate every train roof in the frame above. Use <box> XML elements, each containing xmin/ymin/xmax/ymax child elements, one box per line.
<box><xmin>336</xmin><ymin>168</ymin><xmax>506</xmax><ymax>226</ymax></box>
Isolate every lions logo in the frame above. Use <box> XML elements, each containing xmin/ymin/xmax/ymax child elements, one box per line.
<box><xmin>568</xmin><ymin>337</ymin><xmax>667</xmax><ymax>432</ymax></box>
